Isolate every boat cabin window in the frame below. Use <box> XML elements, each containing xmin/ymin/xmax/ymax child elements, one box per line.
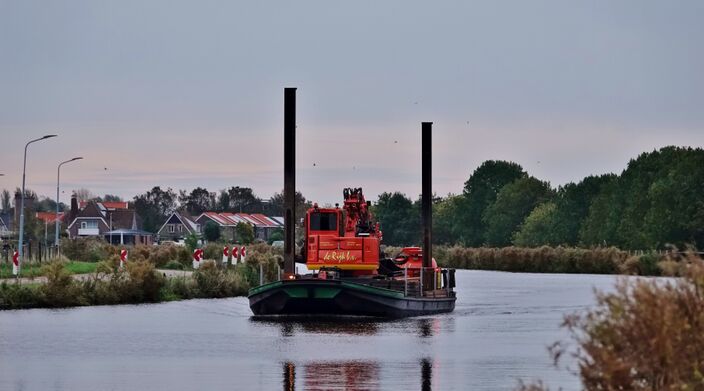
<box><xmin>310</xmin><ymin>212</ymin><xmax>338</xmax><ymax>231</ymax></box>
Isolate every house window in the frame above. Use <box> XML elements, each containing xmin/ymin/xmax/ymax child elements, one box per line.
<box><xmin>169</xmin><ymin>225</ymin><xmax>175</xmax><ymax>233</ymax></box>
<box><xmin>80</xmin><ymin>220</ymin><xmax>98</xmax><ymax>231</ymax></box>
<box><xmin>178</xmin><ymin>225</ymin><xmax>183</xmax><ymax>232</ymax></box>
<box><xmin>80</xmin><ymin>220</ymin><xmax>98</xmax><ymax>229</ymax></box>
<box><xmin>196</xmin><ymin>224</ymin><xmax>201</xmax><ymax>233</ymax></box>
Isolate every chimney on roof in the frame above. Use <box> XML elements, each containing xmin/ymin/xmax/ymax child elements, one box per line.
<box><xmin>70</xmin><ymin>193</ymin><xmax>78</xmax><ymax>221</ymax></box>
<box><xmin>14</xmin><ymin>191</ymin><xmax>21</xmax><ymax>225</ymax></box>
<box><xmin>14</xmin><ymin>189</ymin><xmax>35</xmax><ymax>226</ymax></box>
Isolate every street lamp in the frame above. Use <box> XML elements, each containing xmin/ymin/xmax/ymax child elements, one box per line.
<box><xmin>56</xmin><ymin>157</ymin><xmax>83</xmax><ymax>250</ymax></box>
<box><xmin>18</xmin><ymin>134</ymin><xmax>57</xmax><ymax>274</ymax></box>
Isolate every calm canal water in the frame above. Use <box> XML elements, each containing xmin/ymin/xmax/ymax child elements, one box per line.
<box><xmin>0</xmin><ymin>270</ymin><xmax>618</xmax><ymax>390</ymax></box>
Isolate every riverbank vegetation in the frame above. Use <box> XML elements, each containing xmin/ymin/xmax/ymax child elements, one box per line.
<box><xmin>381</xmin><ymin>245</ymin><xmax>666</xmax><ymax>276</ymax></box>
<box><xmin>434</xmin><ymin>246</ymin><xmax>664</xmax><ymax>276</ymax></box>
<box><xmin>518</xmin><ymin>253</ymin><xmax>704</xmax><ymax>390</ymax></box>
<box><xmin>0</xmin><ymin>241</ymin><xmax>283</xmax><ymax>310</ymax></box>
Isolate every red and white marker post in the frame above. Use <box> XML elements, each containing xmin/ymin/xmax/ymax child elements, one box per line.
<box><xmin>119</xmin><ymin>249</ymin><xmax>128</xmax><ymax>269</ymax></box>
<box><xmin>240</xmin><ymin>246</ymin><xmax>247</xmax><ymax>263</ymax></box>
<box><xmin>222</xmin><ymin>246</ymin><xmax>229</xmax><ymax>265</ymax></box>
<box><xmin>231</xmin><ymin>246</ymin><xmax>239</xmax><ymax>265</ymax></box>
<box><xmin>192</xmin><ymin>248</ymin><xmax>201</xmax><ymax>269</ymax></box>
<box><xmin>12</xmin><ymin>250</ymin><xmax>19</xmax><ymax>276</ymax></box>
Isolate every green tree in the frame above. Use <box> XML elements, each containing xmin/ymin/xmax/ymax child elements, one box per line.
<box><xmin>616</xmin><ymin>148</ymin><xmax>679</xmax><ymax>249</ymax></box>
<box><xmin>373</xmin><ymin>192</ymin><xmax>420</xmax><ymax>246</ymax></box>
<box><xmin>203</xmin><ymin>221</ymin><xmax>221</xmax><ymax>242</ymax></box>
<box><xmin>456</xmin><ymin>161</ymin><xmax>526</xmax><ymax>246</ymax></box>
<box><xmin>224</xmin><ymin>186</ymin><xmax>262</xmax><ymax>213</ymax></box>
<box><xmin>1</xmin><ymin>189</ymin><xmax>11</xmax><ymax>212</ymax></box>
<box><xmin>133</xmin><ymin>186</ymin><xmax>177</xmax><ymax>233</ymax></box>
<box><xmin>235</xmin><ymin>222</ymin><xmax>254</xmax><ymax>244</ymax></box>
<box><xmin>641</xmin><ymin>148</ymin><xmax>704</xmax><ymax>249</ymax></box>
<box><xmin>433</xmin><ymin>194</ymin><xmax>462</xmax><ymax>244</ymax></box>
<box><xmin>185</xmin><ymin>232</ymin><xmax>199</xmax><ymax>253</ymax></box>
<box><xmin>103</xmin><ymin>194</ymin><xmax>123</xmax><ymax>202</ymax></box>
<box><xmin>269</xmin><ymin>190</ymin><xmax>311</xmax><ymax>220</ymax></box>
<box><xmin>549</xmin><ymin>174</ymin><xmax>616</xmax><ymax>246</ymax></box>
<box><xmin>35</xmin><ymin>196</ymin><xmax>58</xmax><ymax>213</ymax></box>
<box><xmin>579</xmin><ymin>179</ymin><xmax>623</xmax><ymax>247</ymax></box>
<box><xmin>178</xmin><ymin>187</ymin><xmax>215</xmax><ymax>216</ymax></box>
<box><xmin>513</xmin><ymin>202</ymin><xmax>560</xmax><ymax>247</ymax></box>
<box><xmin>73</xmin><ymin>188</ymin><xmax>96</xmax><ymax>202</ymax></box>
<box><xmin>580</xmin><ymin>147</ymin><xmax>704</xmax><ymax>250</ymax></box>
<box><xmin>267</xmin><ymin>228</ymin><xmax>284</xmax><ymax>244</ymax></box>
<box><xmin>483</xmin><ymin>176</ymin><xmax>553</xmax><ymax>247</ymax></box>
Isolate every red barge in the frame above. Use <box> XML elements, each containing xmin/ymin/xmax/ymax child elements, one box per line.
<box><xmin>248</xmin><ymin>88</ymin><xmax>456</xmax><ymax>318</ymax></box>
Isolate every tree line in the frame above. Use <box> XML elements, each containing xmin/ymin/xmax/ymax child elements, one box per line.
<box><xmin>4</xmin><ymin>146</ymin><xmax>702</xmax><ymax>250</ymax></box>
<box><xmin>372</xmin><ymin>146</ymin><xmax>704</xmax><ymax>250</ymax></box>
<box><xmin>133</xmin><ymin>186</ymin><xmax>310</xmax><ymax>233</ymax></box>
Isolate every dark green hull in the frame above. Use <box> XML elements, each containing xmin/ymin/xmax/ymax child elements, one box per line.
<box><xmin>248</xmin><ymin>279</ymin><xmax>455</xmax><ymax>318</ymax></box>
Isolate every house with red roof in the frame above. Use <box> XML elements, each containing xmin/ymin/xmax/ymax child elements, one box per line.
<box><xmin>194</xmin><ymin>211</ymin><xmax>282</xmax><ymax>242</ymax></box>
<box><xmin>67</xmin><ymin>201</ymin><xmax>152</xmax><ymax>245</ymax></box>
<box><xmin>79</xmin><ymin>201</ymin><xmax>129</xmax><ymax>210</ymax></box>
<box><xmin>195</xmin><ymin>212</ymin><xmax>237</xmax><ymax>241</ymax></box>
<box><xmin>36</xmin><ymin>212</ymin><xmax>65</xmax><ymax>224</ymax></box>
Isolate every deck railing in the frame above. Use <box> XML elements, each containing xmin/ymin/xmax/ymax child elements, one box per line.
<box><xmin>264</xmin><ymin>263</ymin><xmax>455</xmax><ymax>298</ymax></box>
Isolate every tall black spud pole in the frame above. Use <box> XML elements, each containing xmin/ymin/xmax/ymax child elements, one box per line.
<box><xmin>284</xmin><ymin>88</ymin><xmax>296</xmax><ymax>276</ymax></box>
<box><xmin>422</xmin><ymin>122</ymin><xmax>433</xmax><ymax>290</ymax></box>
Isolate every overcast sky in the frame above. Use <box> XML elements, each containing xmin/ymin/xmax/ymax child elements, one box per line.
<box><xmin>1</xmin><ymin>0</ymin><xmax>703</xmax><ymax>206</ymax></box>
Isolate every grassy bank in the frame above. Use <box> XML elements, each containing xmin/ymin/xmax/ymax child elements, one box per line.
<box><xmin>433</xmin><ymin>245</ymin><xmax>665</xmax><ymax>276</ymax></box>
<box><xmin>0</xmin><ymin>261</ymin><xmax>97</xmax><ymax>279</ymax></box>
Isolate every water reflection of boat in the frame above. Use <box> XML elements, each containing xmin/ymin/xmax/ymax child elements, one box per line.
<box><xmin>253</xmin><ymin>316</ymin><xmax>381</xmax><ymax>336</ymax></box>
<box><xmin>282</xmin><ymin>359</ymin><xmax>434</xmax><ymax>391</ymax></box>
<box><xmin>251</xmin><ymin>316</ymin><xmax>446</xmax><ymax>338</ymax></box>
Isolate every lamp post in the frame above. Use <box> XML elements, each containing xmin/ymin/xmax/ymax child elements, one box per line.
<box><xmin>18</xmin><ymin>135</ymin><xmax>57</xmax><ymax>273</ymax></box>
<box><xmin>56</xmin><ymin>157</ymin><xmax>82</xmax><ymax>251</ymax></box>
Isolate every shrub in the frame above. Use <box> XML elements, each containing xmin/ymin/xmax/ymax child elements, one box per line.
<box><xmin>0</xmin><ymin>282</ymin><xmax>42</xmax><ymax>309</ymax></box>
<box><xmin>204</xmin><ymin>221</ymin><xmax>221</xmax><ymax>242</ymax></box>
<box><xmin>163</xmin><ymin>260</ymin><xmax>184</xmax><ymax>270</ymax></box>
<box><xmin>185</xmin><ymin>233</ymin><xmax>199</xmax><ymax>252</ymax></box>
<box><xmin>193</xmin><ymin>261</ymin><xmax>249</xmax><ymax>297</ymax></box>
<box><xmin>202</xmin><ymin>243</ymin><xmax>224</xmax><ymax>261</ymax></box>
<box><xmin>61</xmin><ymin>237</ymin><xmax>114</xmax><ymax>263</ymax></box>
<box><xmin>85</xmin><ymin>260</ymin><xmax>165</xmax><ymax>304</ymax></box>
<box><xmin>267</xmin><ymin>229</ymin><xmax>283</xmax><ymax>244</ymax></box>
<box><xmin>163</xmin><ymin>276</ymin><xmax>198</xmax><ymax>300</ymax></box>
<box><xmin>546</xmin><ymin>253</ymin><xmax>704</xmax><ymax>390</ymax></box>
<box><xmin>235</xmin><ymin>222</ymin><xmax>254</xmax><ymax>244</ymax></box>
<box><xmin>245</xmin><ymin>243</ymin><xmax>282</xmax><ymax>283</ymax></box>
<box><xmin>40</xmin><ymin>261</ymin><xmax>86</xmax><ymax>307</ymax></box>
<box><xmin>125</xmin><ymin>261</ymin><xmax>165</xmax><ymax>302</ymax></box>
